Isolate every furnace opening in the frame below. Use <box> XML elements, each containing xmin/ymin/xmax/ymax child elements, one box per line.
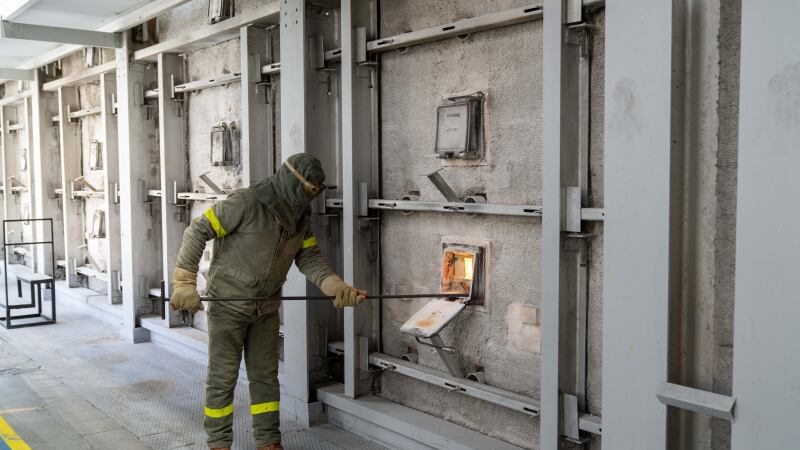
<box><xmin>440</xmin><ymin>244</ymin><xmax>484</xmax><ymax>305</ymax></box>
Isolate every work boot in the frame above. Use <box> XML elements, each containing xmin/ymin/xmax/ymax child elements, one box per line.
<box><xmin>257</xmin><ymin>444</ymin><xmax>283</xmax><ymax>450</ymax></box>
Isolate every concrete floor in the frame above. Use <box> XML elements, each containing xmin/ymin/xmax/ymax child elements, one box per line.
<box><xmin>0</xmin><ymin>287</ymin><xmax>387</xmax><ymax>450</ymax></box>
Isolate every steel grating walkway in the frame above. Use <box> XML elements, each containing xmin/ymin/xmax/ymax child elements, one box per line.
<box><xmin>0</xmin><ymin>295</ymin><xmax>387</xmax><ymax>450</ymax></box>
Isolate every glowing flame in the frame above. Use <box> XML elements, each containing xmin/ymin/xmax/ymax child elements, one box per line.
<box><xmin>463</xmin><ymin>255</ymin><xmax>474</xmax><ymax>281</ymax></box>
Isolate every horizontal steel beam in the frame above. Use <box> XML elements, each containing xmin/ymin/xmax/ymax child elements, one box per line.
<box><xmin>176</xmin><ymin>192</ymin><xmax>229</xmax><ymax>202</ymax></box>
<box><xmin>42</xmin><ymin>61</ymin><xmax>115</xmax><ymax>91</ymax></box>
<box><xmin>69</xmin><ymin>106</ymin><xmax>102</xmax><ymax>120</ymax></box>
<box><xmin>369</xmin><ymin>198</ymin><xmax>542</xmax><ymax>217</ymax></box>
<box><xmin>174</xmin><ymin>73</ymin><xmax>241</xmax><ymax>93</ymax></box>
<box><xmin>71</xmin><ymin>190</ymin><xmax>105</xmax><ymax>199</ymax></box>
<box><xmin>370</xmin><ymin>353</ymin><xmax>540</xmax><ymax>416</ymax></box>
<box><xmin>0</xmin><ymin>68</ymin><xmax>33</xmax><ymax>80</ymax></box>
<box><xmin>0</xmin><ymin>90</ymin><xmax>31</xmax><ymax>106</ymax></box>
<box><xmin>368</xmin><ymin>4</ymin><xmax>542</xmax><ymax>53</ymax></box>
<box><xmin>323</xmin><ymin>4</ymin><xmax>543</xmax><ymax>64</ymax></box>
<box><xmin>133</xmin><ymin>3</ymin><xmax>280</xmax><ymax>62</ymax></box>
<box><xmin>656</xmin><ymin>382</ymin><xmax>736</xmax><ymax>421</ymax></box>
<box><xmin>4</xmin><ymin>122</ymin><xmax>24</xmax><ymax>132</ymax></box>
<box><xmin>13</xmin><ymin>0</ymin><xmax>191</xmax><ymax>70</ymax></box>
<box><xmin>0</xmin><ymin>20</ymin><xmax>122</xmax><ymax>48</ymax></box>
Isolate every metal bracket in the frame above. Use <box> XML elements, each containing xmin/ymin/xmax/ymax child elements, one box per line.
<box><xmin>426</xmin><ymin>169</ymin><xmax>461</xmax><ymax>202</ymax></box>
<box><xmin>656</xmin><ymin>382</ymin><xmax>736</xmax><ymax>421</ymax></box>
<box><xmin>415</xmin><ymin>335</ymin><xmax>464</xmax><ymax>379</ymax></box>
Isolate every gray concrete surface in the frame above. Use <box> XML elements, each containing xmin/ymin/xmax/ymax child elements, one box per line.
<box><xmin>378</xmin><ymin>1</ymin><xmax>545</xmax><ymax>448</ymax></box>
<box><xmin>0</xmin><ymin>301</ymin><xmax>387</xmax><ymax>450</ymax></box>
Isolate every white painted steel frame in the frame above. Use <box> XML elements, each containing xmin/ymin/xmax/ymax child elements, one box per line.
<box><xmin>132</xmin><ymin>4</ymin><xmax>280</xmax><ymax>62</ymax></box>
<box><xmin>340</xmin><ymin>0</ymin><xmax>380</xmax><ymax>400</ymax></box>
<box><xmin>0</xmin><ymin>69</ymin><xmax>33</xmax><ymax>80</ymax></box>
<box><xmin>370</xmin><ymin>353</ymin><xmax>540</xmax><ymax>416</ymax></box>
<box><xmin>601</xmin><ymin>1</ymin><xmax>674</xmax><ymax>448</ymax></box>
<box><xmin>100</xmin><ymin>72</ymin><xmax>122</xmax><ymax>304</ymax></box>
<box><xmin>731</xmin><ymin>1</ymin><xmax>800</xmax><ymax>448</ymax></box>
<box><xmin>57</xmin><ymin>86</ymin><xmax>82</xmax><ymax>287</ymax></box>
<box><xmin>540</xmin><ymin>0</ymin><xmax>567</xmax><ymax>447</ymax></box>
<box><xmin>116</xmin><ymin>32</ymin><xmax>157</xmax><ymax>343</ymax></box>
<box><xmin>42</xmin><ymin>62</ymin><xmax>115</xmax><ymax>91</ymax></box>
<box><xmin>158</xmin><ymin>53</ymin><xmax>186</xmax><ymax>327</ymax></box>
<box><xmin>30</xmin><ymin>70</ymin><xmax>63</xmax><ymax>276</ymax></box>
<box><xmin>279</xmin><ymin>0</ymin><xmax>316</xmax><ymax>424</ymax></box>
<box><xmin>240</xmin><ymin>25</ymin><xmax>272</xmax><ymax>183</ymax></box>
<box><xmin>0</xmin><ymin>20</ymin><xmax>122</xmax><ymax>48</ymax></box>
<box><xmin>11</xmin><ymin>0</ymin><xmax>192</xmax><ymax>72</ymax></box>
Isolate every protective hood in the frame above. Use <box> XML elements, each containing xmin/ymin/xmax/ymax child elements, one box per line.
<box><xmin>252</xmin><ymin>154</ymin><xmax>326</xmax><ymax>234</ymax></box>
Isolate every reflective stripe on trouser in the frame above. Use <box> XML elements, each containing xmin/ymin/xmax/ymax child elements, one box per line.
<box><xmin>205</xmin><ymin>303</ymin><xmax>281</xmax><ymax>448</ymax></box>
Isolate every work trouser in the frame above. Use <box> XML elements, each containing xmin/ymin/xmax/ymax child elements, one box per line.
<box><xmin>204</xmin><ymin>302</ymin><xmax>280</xmax><ymax>449</ymax></box>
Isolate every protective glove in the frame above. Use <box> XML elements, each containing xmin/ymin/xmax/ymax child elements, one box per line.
<box><xmin>320</xmin><ymin>275</ymin><xmax>367</xmax><ymax>308</ymax></box>
<box><xmin>170</xmin><ymin>267</ymin><xmax>204</xmax><ymax>313</ymax></box>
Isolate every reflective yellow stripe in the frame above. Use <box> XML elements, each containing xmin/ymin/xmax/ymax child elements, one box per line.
<box><xmin>204</xmin><ymin>404</ymin><xmax>234</xmax><ymax>418</ymax></box>
<box><xmin>250</xmin><ymin>401</ymin><xmax>280</xmax><ymax>415</ymax></box>
<box><xmin>204</xmin><ymin>208</ymin><xmax>226</xmax><ymax>238</ymax></box>
<box><xmin>301</xmin><ymin>236</ymin><xmax>317</xmax><ymax>249</ymax></box>
<box><xmin>0</xmin><ymin>415</ymin><xmax>32</xmax><ymax>450</ymax></box>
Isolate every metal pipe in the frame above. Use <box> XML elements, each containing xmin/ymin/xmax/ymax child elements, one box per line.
<box><xmin>200</xmin><ymin>293</ymin><xmax>465</xmax><ymax>302</ymax></box>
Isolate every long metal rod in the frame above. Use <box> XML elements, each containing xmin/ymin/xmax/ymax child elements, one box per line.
<box><xmin>200</xmin><ymin>293</ymin><xmax>464</xmax><ymax>302</ymax></box>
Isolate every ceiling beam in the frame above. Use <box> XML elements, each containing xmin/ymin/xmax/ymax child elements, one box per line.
<box><xmin>0</xmin><ymin>20</ymin><xmax>122</xmax><ymax>48</ymax></box>
<box><xmin>0</xmin><ymin>68</ymin><xmax>33</xmax><ymax>80</ymax></box>
<box><xmin>11</xmin><ymin>0</ymin><xmax>192</xmax><ymax>70</ymax></box>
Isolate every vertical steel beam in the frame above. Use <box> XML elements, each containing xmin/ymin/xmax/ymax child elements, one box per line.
<box><xmin>158</xmin><ymin>53</ymin><xmax>186</xmax><ymax>326</ymax></box>
<box><xmin>540</xmin><ymin>0</ymin><xmax>568</xmax><ymax>447</ymax></box>
<box><xmin>602</xmin><ymin>0</ymin><xmax>674</xmax><ymax>448</ymax></box>
<box><xmin>21</xmin><ymin>95</ymin><xmax>35</xmax><ymax>266</ymax></box>
<box><xmin>280</xmin><ymin>0</ymin><xmax>313</xmax><ymax>419</ymax></box>
<box><xmin>30</xmin><ymin>70</ymin><xmax>64</xmax><ymax>275</ymax></box>
<box><xmin>340</xmin><ymin>0</ymin><xmax>380</xmax><ymax>399</ymax></box>
<box><xmin>57</xmin><ymin>86</ymin><xmax>82</xmax><ymax>287</ymax></box>
<box><xmin>0</xmin><ymin>106</ymin><xmax>10</xmax><ymax>225</ymax></box>
<box><xmin>116</xmin><ymin>32</ymin><xmax>155</xmax><ymax>343</ymax></box>
<box><xmin>240</xmin><ymin>25</ymin><xmax>272</xmax><ymax>183</ymax></box>
<box><xmin>731</xmin><ymin>1</ymin><xmax>800</xmax><ymax>448</ymax></box>
<box><xmin>100</xmin><ymin>72</ymin><xmax>122</xmax><ymax>304</ymax></box>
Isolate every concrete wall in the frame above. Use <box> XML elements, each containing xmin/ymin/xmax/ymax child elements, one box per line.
<box><xmin>378</xmin><ymin>1</ymin><xmax>544</xmax><ymax>447</ymax></box>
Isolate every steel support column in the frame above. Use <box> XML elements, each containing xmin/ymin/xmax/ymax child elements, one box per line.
<box><xmin>100</xmin><ymin>72</ymin><xmax>122</xmax><ymax>304</ymax></box>
<box><xmin>30</xmin><ymin>69</ymin><xmax>64</xmax><ymax>276</ymax></box>
<box><xmin>116</xmin><ymin>31</ymin><xmax>157</xmax><ymax>343</ymax></box>
<box><xmin>240</xmin><ymin>25</ymin><xmax>272</xmax><ymax>183</ymax></box>
<box><xmin>158</xmin><ymin>53</ymin><xmax>186</xmax><ymax>326</ymax></box>
<box><xmin>601</xmin><ymin>1</ymin><xmax>674</xmax><ymax>448</ymax></box>
<box><xmin>340</xmin><ymin>0</ymin><xmax>380</xmax><ymax>399</ymax></box>
<box><xmin>541</xmin><ymin>0</ymin><xmax>571</xmax><ymax>447</ymax></box>
<box><xmin>279</xmin><ymin>0</ymin><xmax>316</xmax><ymax>424</ymax></box>
<box><xmin>731</xmin><ymin>1</ymin><xmax>800</xmax><ymax>448</ymax></box>
<box><xmin>56</xmin><ymin>86</ymin><xmax>82</xmax><ymax>287</ymax></box>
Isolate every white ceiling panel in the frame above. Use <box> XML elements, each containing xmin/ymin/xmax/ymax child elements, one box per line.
<box><xmin>0</xmin><ymin>0</ymin><xmax>154</xmax><ymax>68</ymax></box>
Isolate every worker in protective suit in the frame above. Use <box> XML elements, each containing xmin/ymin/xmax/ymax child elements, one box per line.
<box><xmin>169</xmin><ymin>153</ymin><xmax>367</xmax><ymax>450</ymax></box>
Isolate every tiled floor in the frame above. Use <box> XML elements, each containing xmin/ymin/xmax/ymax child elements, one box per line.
<box><xmin>0</xmin><ymin>292</ymin><xmax>387</xmax><ymax>450</ymax></box>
